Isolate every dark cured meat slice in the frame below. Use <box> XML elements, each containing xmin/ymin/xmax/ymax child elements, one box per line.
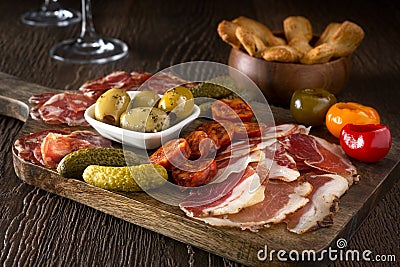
<box><xmin>29</xmin><ymin>92</ymin><xmax>57</xmax><ymax>120</ymax></box>
<box><xmin>278</xmin><ymin>133</ymin><xmax>357</xmax><ymax>176</ymax></box>
<box><xmin>14</xmin><ymin>129</ymin><xmax>72</xmax><ymax>164</ymax></box>
<box><xmin>41</xmin><ymin>133</ymin><xmax>96</xmax><ymax>168</ymax></box>
<box><xmin>38</xmin><ymin>92</ymin><xmax>95</xmax><ymax>126</ymax></box>
<box><xmin>14</xmin><ymin>129</ymin><xmax>112</xmax><ymax>168</ymax></box>
<box><xmin>67</xmin><ymin>130</ymin><xmax>112</xmax><ymax>148</ymax></box>
<box><xmin>40</xmin><ymin>130</ymin><xmax>112</xmax><ymax>169</ymax></box>
<box><xmin>79</xmin><ymin>71</ymin><xmax>152</xmax><ymax>99</ymax></box>
<box><xmin>139</xmin><ymin>72</ymin><xmax>192</xmax><ymax>94</ymax></box>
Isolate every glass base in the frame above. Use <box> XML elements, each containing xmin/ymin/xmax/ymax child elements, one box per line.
<box><xmin>21</xmin><ymin>8</ymin><xmax>81</xmax><ymax>27</ymax></box>
<box><xmin>49</xmin><ymin>37</ymin><xmax>128</xmax><ymax>64</ymax></box>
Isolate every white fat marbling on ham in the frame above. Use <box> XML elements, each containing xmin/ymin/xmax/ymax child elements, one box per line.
<box><xmin>195</xmin><ymin>171</ymin><xmax>265</xmax><ymax>217</ymax></box>
<box><xmin>285</xmin><ymin>173</ymin><xmax>349</xmax><ymax>234</ymax></box>
<box><xmin>279</xmin><ymin>133</ymin><xmax>357</xmax><ymax>180</ymax></box>
<box><xmin>196</xmin><ymin>179</ymin><xmax>312</xmax><ymax>231</ymax></box>
<box><xmin>180</xmin><ymin>166</ymin><xmax>266</xmax><ymax>217</ymax></box>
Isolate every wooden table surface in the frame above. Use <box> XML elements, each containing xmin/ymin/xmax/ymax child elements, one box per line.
<box><xmin>0</xmin><ymin>0</ymin><xmax>399</xmax><ymax>266</ymax></box>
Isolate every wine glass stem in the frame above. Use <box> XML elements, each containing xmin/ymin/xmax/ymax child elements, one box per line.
<box><xmin>41</xmin><ymin>0</ymin><xmax>60</xmax><ymax>12</ymax></box>
<box><xmin>80</xmin><ymin>0</ymin><xmax>99</xmax><ymax>41</ymax></box>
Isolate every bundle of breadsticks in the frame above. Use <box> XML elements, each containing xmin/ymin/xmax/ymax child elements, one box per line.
<box><xmin>217</xmin><ymin>16</ymin><xmax>365</xmax><ymax>64</ymax></box>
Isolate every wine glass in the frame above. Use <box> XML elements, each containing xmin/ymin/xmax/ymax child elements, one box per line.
<box><xmin>21</xmin><ymin>0</ymin><xmax>81</xmax><ymax>27</ymax></box>
<box><xmin>49</xmin><ymin>0</ymin><xmax>128</xmax><ymax>64</ymax></box>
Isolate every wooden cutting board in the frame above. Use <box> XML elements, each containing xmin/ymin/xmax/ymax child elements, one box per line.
<box><xmin>2</xmin><ymin>72</ymin><xmax>399</xmax><ymax>266</ymax></box>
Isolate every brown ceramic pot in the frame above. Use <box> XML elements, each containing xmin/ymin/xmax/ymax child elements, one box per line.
<box><xmin>228</xmin><ymin>48</ymin><xmax>352</xmax><ymax>107</ymax></box>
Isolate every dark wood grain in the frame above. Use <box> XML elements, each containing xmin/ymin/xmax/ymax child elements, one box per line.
<box><xmin>1</xmin><ymin>0</ymin><xmax>399</xmax><ymax>266</ymax></box>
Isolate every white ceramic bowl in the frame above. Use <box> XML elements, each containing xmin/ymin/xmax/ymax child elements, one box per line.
<box><xmin>84</xmin><ymin>91</ymin><xmax>200</xmax><ymax>149</ymax></box>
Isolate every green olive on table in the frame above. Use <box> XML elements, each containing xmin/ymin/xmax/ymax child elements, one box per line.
<box><xmin>95</xmin><ymin>88</ymin><xmax>131</xmax><ymax>126</ymax></box>
<box><xmin>120</xmin><ymin>107</ymin><xmax>170</xmax><ymax>133</ymax></box>
<box><xmin>158</xmin><ymin>86</ymin><xmax>194</xmax><ymax>122</ymax></box>
<box><xmin>290</xmin><ymin>88</ymin><xmax>337</xmax><ymax>126</ymax></box>
<box><xmin>131</xmin><ymin>91</ymin><xmax>160</xmax><ymax>108</ymax></box>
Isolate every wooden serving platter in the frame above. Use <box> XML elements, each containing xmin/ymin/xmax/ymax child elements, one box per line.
<box><xmin>2</xmin><ymin>72</ymin><xmax>399</xmax><ymax>266</ymax></box>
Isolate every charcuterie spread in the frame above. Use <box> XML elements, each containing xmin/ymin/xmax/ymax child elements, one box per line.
<box><xmin>17</xmin><ymin>66</ymin><xmax>395</xmax><ymax>236</ymax></box>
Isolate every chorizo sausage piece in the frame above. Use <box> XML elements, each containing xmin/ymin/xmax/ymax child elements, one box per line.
<box><xmin>171</xmin><ymin>159</ymin><xmax>218</xmax><ymax>187</ymax></box>
<box><xmin>196</xmin><ymin>120</ymin><xmax>235</xmax><ymax>149</ymax></box>
<box><xmin>149</xmin><ymin>138</ymin><xmax>191</xmax><ymax>170</ymax></box>
<box><xmin>212</xmin><ymin>98</ymin><xmax>253</xmax><ymax>122</ymax></box>
<box><xmin>184</xmin><ymin>130</ymin><xmax>217</xmax><ymax>159</ymax></box>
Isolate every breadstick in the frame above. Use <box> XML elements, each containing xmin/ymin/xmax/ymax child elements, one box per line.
<box><xmin>232</xmin><ymin>16</ymin><xmax>286</xmax><ymax>46</ymax></box>
<box><xmin>261</xmin><ymin>45</ymin><xmax>301</xmax><ymax>63</ymax></box>
<box><xmin>235</xmin><ymin>26</ymin><xmax>267</xmax><ymax>57</ymax></box>
<box><xmin>217</xmin><ymin>20</ymin><xmax>241</xmax><ymax>48</ymax></box>
<box><xmin>284</xmin><ymin>16</ymin><xmax>313</xmax><ymax>56</ymax></box>
<box><xmin>329</xmin><ymin>20</ymin><xmax>365</xmax><ymax>57</ymax></box>
<box><xmin>315</xmin><ymin>22</ymin><xmax>341</xmax><ymax>46</ymax></box>
<box><xmin>300</xmin><ymin>43</ymin><xmax>335</xmax><ymax>64</ymax></box>
<box><xmin>301</xmin><ymin>20</ymin><xmax>364</xmax><ymax>64</ymax></box>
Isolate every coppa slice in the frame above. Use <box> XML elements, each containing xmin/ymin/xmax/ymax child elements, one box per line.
<box><xmin>194</xmin><ymin>179</ymin><xmax>312</xmax><ymax>231</ymax></box>
<box><xmin>14</xmin><ymin>129</ymin><xmax>73</xmax><ymax>164</ymax></box>
<box><xmin>285</xmin><ymin>173</ymin><xmax>350</xmax><ymax>234</ymax></box>
<box><xmin>14</xmin><ymin>129</ymin><xmax>112</xmax><ymax>169</ymax></box>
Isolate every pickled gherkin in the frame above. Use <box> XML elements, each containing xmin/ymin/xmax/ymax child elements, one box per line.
<box><xmin>57</xmin><ymin>148</ymin><xmax>147</xmax><ymax>179</ymax></box>
<box><xmin>82</xmin><ymin>164</ymin><xmax>168</xmax><ymax>192</ymax></box>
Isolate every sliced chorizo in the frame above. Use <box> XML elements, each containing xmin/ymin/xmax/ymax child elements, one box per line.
<box><xmin>196</xmin><ymin>120</ymin><xmax>235</xmax><ymax>149</ymax></box>
<box><xmin>212</xmin><ymin>98</ymin><xmax>253</xmax><ymax>122</ymax></box>
<box><xmin>149</xmin><ymin>138</ymin><xmax>191</xmax><ymax>170</ymax></box>
<box><xmin>183</xmin><ymin>130</ymin><xmax>217</xmax><ymax>159</ymax></box>
<box><xmin>171</xmin><ymin>159</ymin><xmax>218</xmax><ymax>187</ymax></box>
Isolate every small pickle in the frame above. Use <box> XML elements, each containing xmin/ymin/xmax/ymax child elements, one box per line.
<box><xmin>82</xmin><ymin>164</ymin><xmax>168</xmax><ymax>192</ymax></box>
<box><xmin>57</xmin><ymin>148</ymin><xmax>146</xmax><ymax>179</ymax></box>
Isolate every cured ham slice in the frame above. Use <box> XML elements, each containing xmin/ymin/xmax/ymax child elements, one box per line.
<box><xmin>262</xmin><ymin>142</ymin><xmax>300</xmax><ymax>182</ymax></box>
<box><xmin>79</xmin><ymin>71</ymin><xmax>152</xmax><ymax>99</ymax></box>
<box><xmin>195</xmin><ymin>179</ymin><xmax>312</xmax><ymax>231</ymax></box>
<box><xmin>180</xmin><ymin>166</ymin><xmax>265</xmax><ymax>217</ymax></box>
<box><xmin>285</xmin><ymin>173</ymin><xmax>350</xmax><ymax>234</ymax></box>
<box><xmin>279</xmin><ymin>133</ymin><xmax>357</xmax><ymax>179</ymax></box>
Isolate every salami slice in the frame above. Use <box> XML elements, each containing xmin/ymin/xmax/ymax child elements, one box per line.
<box><xmin>139</xmin><ymin>72</ymin><xmax>192</xmax><ymax>94</ymax></box>
<box><xmin>79</xmin><ymin>71</ymin><xmax>152</xmax><ymax>99</ymax></box>
<box><xmin>14</xmin><ymin>129</ymin><xmax>112</xmax><ymax>168</ymax></box>
<box><xmin>14</xmin><ymin>129</ymin><xmax>73</xmax><ymax>164</ymax></box>
<box><xmin>36</xmin><ymin>92</ymin><xmax>95</xmax><ymax>126</ymax></box>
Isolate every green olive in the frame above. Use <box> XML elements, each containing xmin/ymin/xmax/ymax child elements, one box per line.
<box><xmin>158</xmin><ymin>86</ymin><xmax>194</xmax><ymax>122</ymax></box>
<box><xmin>290</xmin><ymin>88</ymin><xmax>337</xmax><ymax>126</ymax></box>
<box><xmin>120</xmin><ymin>107</ymin><xmax>170</xmax><ymax>133</ymax></box>
<box><xmin>94</xmin><ymin>88</ymin><xmax>131</xmax><ymax>126</ymax></box>
<box><xmin>131</xmin><ymin>91</ymin><xmax>160</xmax><ymax>108</ymax></box>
